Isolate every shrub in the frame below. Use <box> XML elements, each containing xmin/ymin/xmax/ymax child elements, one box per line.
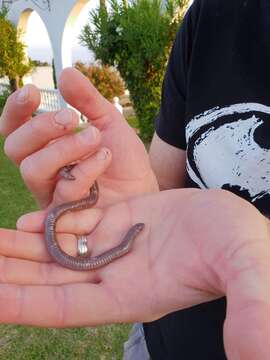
<box><xmin>0</xmin><ymin>7</ymin><xmax>34</xmax><ymax>92</ymax></box>
<box><xmin>79</xmin><ymin>0</ymin><xmax>189</xmax><ymax>141</ymax></box>
<box><xmin>75</xmin><ymin>62</ymin><xmax>125</xmax><ymax>102</ymax></box>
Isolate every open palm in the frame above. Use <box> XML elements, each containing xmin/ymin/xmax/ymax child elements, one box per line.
<box><xmin>3</xmin><ymin>188</ymin><xmax>270</xmax><ymax>359</ymax></box>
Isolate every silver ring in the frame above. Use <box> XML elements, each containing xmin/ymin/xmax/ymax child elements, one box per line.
<box><xmin>77</xmin><ymin>235</ymin><xmax>88</xmax><ymax>257</ymax></box>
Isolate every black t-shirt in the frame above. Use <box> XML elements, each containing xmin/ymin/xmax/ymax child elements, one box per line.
<box><xmin>144</xmin><ymin>0</ymin><xmax>270</xmax><ymax>359</ymax></box>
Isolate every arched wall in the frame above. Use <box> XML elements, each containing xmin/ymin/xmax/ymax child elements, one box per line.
<box><xmin>6</xmin><ymin>0</ymin><xmax>91</xmax><ymax>94</ymax></box>
<box><xmin>62</xmin><ymin>0</ymin><xmax>89</xmax><ymax>68</ymax></box>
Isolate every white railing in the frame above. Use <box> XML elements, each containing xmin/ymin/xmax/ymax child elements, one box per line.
<box><xmin>37</xmin><ymin>88</ymin><xmax>86</xmax><ymax>123</ymax></box>
<box><xmin>0</xmin><ymin>83</ymin><xmax>9</xmax><ymax>94</ymax></box>
<box><xmin>0</xmin><ymin>77</ymin><xmax>9</xmax><ymax>95</ymax></box>
<box><xmin>38</xmin><ymin>88</ymin><xmax>61</xmax><ymax>113</ymax></box>
<box><xmin>38</xmin><ymin>88</ymin><xmax>123</xmax><ymax>117</ymax></box>
<box><xmin>0</xmin><ymin>84</ymin><xmax>122</xmax><ymax>122</ymax></box>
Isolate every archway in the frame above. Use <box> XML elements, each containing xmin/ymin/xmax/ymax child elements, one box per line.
<box><xmin>4</xmin><ymin>0</ymin><xmax>105</xmax><ymax>109</ymax></box>
<box><xmin>69</xmin><ymin>0</ymin><xmax>99</xmax><ymax>65</ymax></box>
<box><xmin>62</xmin><ymin>0</ymin><xmax>90</xmax><ymax>68</ymax></box>
<box><xmin>21</xmin><ymin>9</ymin><xmax>54</xmax><ymax>88</ymax></box>
<box><xmin>6</xmin><ymin>0</ymin><xmax>104</xmax><ymax>86</ymax></box>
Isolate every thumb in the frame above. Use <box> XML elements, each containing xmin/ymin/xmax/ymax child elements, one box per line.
<box><xmin>223</xmin><ymin>218</ymin><xmax>270</xmax><ymax>359</ymax></box>
<box><xmin>58</xmin><ymin>67</ymin><xmax>120</xmax><ymax>126</ymax></box>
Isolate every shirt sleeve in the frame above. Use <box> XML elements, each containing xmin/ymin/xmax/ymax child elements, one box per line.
<box><xmin>155</xmin><ymin>2</ymin><xmax>198</xmax><ymax>150</ymax></box>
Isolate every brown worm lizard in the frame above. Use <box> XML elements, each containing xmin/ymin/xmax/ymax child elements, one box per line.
<box><xmin>44</xmin><ymin>165</ymin><xmax>145</xmax><ymax>271</ymax></box>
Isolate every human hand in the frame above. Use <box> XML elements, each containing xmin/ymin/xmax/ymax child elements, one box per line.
<box><xmin>0</xmin><ymin>68</ymin><xmax>158</xmax><ymax>209</ymax></box>
<box><xmin>6</xmin><ymin>188</ymin><xmax>270</xmax><ymax>359</ymax></box>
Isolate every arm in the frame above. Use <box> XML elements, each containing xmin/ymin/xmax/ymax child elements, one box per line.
<box><xmin>148</xmin><ymin>10</ymin><xmax>193</xmax><ymax>189</ymax></box>
<box><xmin>149</xmin><ymin>132</ymin><xmax>186</xmax><ymax>190</ymax></box>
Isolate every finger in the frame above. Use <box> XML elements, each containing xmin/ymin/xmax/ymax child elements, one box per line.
<box><xmin>59</xmin><ymin>68</ymin><xmax>119</xmax><ymax>126</ymax></box>
<box><xmin>0</xmin><ymin>85</ymin><xmax>40</xmax><ymax>137</ymax></box>
<box><xmin>19</xmin><ymin>125</ymin><xmax>101</xmax><ymax>207</ymax></box>
<box><xmin>16</xmin><ymin>205</ymin><xmax>124</xmax><ymax>263</ymax></box>
<box><xmin>225</xmin><ymin>269</ymin><xmax>270</xmax><ymax>360</ymax></box>
<box><xmin>0</xmin><ymin>256</ymin><xmax>100</xmax><ymax>285</ymax></box>
<box><xmin>17</xmin><ymin>207</ymin><xmax>103</xmax><ymax>234</ymax></box>
<box><xmin>0</xmin><ymin>228</ymin><xmax>96</xmax><ymax>262</ymax></box>
<box><xmin>200</xmin><ymin>199</ymin><xmax>270</xmax><ymax>360</ymax></box>
<box><xmin>16</xmin><ymin>206</ymin><xmax>116</xmax><ymax>262</ymax></box>
<box><xmin>54</xmin><ymin>147</ymin><xmax>112</xmax><ymax>204</ymax></box>
<box><xmin>17</xmin><ymin>147</ymin><xmax>112</xmax><ymax>231</ymax></box>
<box><xmin>0</xmin><ymin>228</ymin><xmax>48</xmax><ymax>261</ymax></box>
<box><xmin>16</xmin><ymin>201</ymin><xmax>135</xmax><ymax>266</ymax></box>
<box><xmin>0</xmin><ymin>229</ymin><xmax>108</xmax><ymax>285</ymax></box>
<box><xmin>223</xmin><ymin>237</ymin><xmax>270</xmax><ymax>360</ymax></box>
<box><xmin>0</xmin><ymin>229</ymin><xmax>100</xmax><ymax>284</ymax></box>
<box><xmin>4</xmin><ymin>108</ymin><xmax>79</xmax><ymax>165</ymax></box>
<box><xmin>0</xmin><ymin>282</ymin><xmax>122</xmax><ymax>327</ymax></box>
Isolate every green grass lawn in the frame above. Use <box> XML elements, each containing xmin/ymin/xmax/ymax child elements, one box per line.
<box><xmin>0</xmin><ymin>136</ymin><xmax>130</xmax><ymax>359</ymax></box>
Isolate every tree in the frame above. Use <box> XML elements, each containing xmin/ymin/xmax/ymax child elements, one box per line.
<box><xmin>79</xmin><ymin>0</ymin><xmax>189</xmax><ymax>141</ymax></box>
<box><xmin>0</xmin><ymin>7</ymin><xmax>34</xmax><ymax>92</ymax></box>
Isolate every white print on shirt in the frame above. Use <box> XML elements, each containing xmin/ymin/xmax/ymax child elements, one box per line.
<box><xmin>186</xmin><ymin>103</ymin><xmax>270</xmax><ymax>202</ymax></box>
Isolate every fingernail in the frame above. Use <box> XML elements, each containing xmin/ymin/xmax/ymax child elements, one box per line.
<box><xmin>17</xmin><ymin>86</ymin><xmax>29</xmax><ymax>104</ymax></box>
<box><xmin>16</xmin><ymin>215</ymin><xmax>26</xmax><ymax>229</ymax></box>
<box><xmin>55</xmin><ymin>109</ymin><xmax>73</xmax><ymax>127</ymax></box>
<box><xmin>77</xmin><ymin>126</ymin><xmax>98</xmax><ymax>144</ymax></box>
<box><xmin>96</xmin><ymin>148</ymin><xmax>109</xmax><ymax>161</ymax></box>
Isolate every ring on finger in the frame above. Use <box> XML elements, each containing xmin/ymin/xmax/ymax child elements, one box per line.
<box><xmin>77</xmin><ymin>235</ymin><xmax>89</xmax><ymax>257</ymax></box>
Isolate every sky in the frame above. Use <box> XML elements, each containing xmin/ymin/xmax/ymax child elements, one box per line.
<box><xmin>24</xmin><ymin>0</ymin><xmax>99</xmax><ymax>64</ymax></box>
